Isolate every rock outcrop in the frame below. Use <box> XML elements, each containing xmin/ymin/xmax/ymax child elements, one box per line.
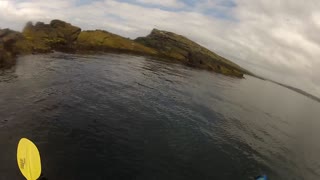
<box><xmin>135</xmin><ymin>29</ymin><xmax>250</xmax><ymax>77</ymax></box>
<box><xmin>0</xmin><ymin>29</ymin><xmax>24</xmax><ymax>68</ymax></box>
<box><xmin>20</xmin><ymin>20</ymin><xmax>81</xmax><ymax>53</ymax></box>
<box><xmin>76</xmin><ymin>30</ymin><xmax>158</xmax><ymax>55</ymax></box>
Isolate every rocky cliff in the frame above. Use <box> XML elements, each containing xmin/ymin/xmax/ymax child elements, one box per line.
<box><xmin>0</xmin><ymin>20</ymin><xmax>250</xmax><ymax>78</ymax></box>
<box><xmin>135</xmin><ymin>29</ymin><xmax>250</xmax><ymax>77</ymax></box>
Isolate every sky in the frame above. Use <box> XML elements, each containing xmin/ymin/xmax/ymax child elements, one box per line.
<box><xmin>1</xmin><ymin>0</ymin><xmax>320</xmax><ymax>97</ymax></box>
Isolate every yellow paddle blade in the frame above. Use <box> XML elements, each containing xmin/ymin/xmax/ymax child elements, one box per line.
<box><xmin>17</xmin><ymin>138</ymin><xmax>42</xmax><ymax>180</ymax></box>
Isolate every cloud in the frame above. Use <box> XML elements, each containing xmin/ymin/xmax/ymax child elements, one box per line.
<box><xmin>135</xmin><ymin>0</ymin><xmax>185</xmax><ymax>8</ymax></box>
<box><xmin>0</xmin><ymin>0</ymin><xmax>320</xmax><ymax>97</ymax></box>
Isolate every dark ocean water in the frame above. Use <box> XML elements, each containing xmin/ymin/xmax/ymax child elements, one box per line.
<box><xmin>0</xmin><ymin>53</ymin><xmax>320</xmax><ymax>180</ymax></box>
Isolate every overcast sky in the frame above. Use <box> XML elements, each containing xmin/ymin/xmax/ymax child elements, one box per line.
<box><xmin>1</xmin><ymin>0</ymin><xmax>320</xmax><ymax>97</ymax></box>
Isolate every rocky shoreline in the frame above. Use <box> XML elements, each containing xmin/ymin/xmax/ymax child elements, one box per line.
<box><xmin>0</xmin><ymin>19</ymin><xmax>250</xmax><ymax>77</ymax></box>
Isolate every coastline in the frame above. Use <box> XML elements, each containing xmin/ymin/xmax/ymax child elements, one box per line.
<box><xmin>0</xmin><ymin>19</ymin><xmax>249</xmax><ymax>78</ymax></box>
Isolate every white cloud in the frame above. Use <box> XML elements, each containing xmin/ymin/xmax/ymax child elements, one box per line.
<box><xmin>135</xmin><ymin>0</ymin><xmax>185</xmax><ymax>8</ymax></box>
<box><xmin>0</xmin><ymin>0</ymin><xmax>320</xmax><ymax>97</ymax></box>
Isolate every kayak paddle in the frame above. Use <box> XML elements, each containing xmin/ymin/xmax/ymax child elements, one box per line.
<box><xmin>17</xmin><ymin>138</ymin><xmax>42</xmax><ymax>180</ymax></box>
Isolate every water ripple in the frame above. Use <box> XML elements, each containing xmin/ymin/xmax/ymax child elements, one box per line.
<box><xmin>0</xmin><ymin>53</ymin><xmax>319</xmax><ymax>180</ymax></box>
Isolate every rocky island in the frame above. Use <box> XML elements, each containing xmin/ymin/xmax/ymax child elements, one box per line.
<box><xmin>0</xmin><ymin>19</ymin><xmax>250</xmax><ymax>77</ymax></box>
